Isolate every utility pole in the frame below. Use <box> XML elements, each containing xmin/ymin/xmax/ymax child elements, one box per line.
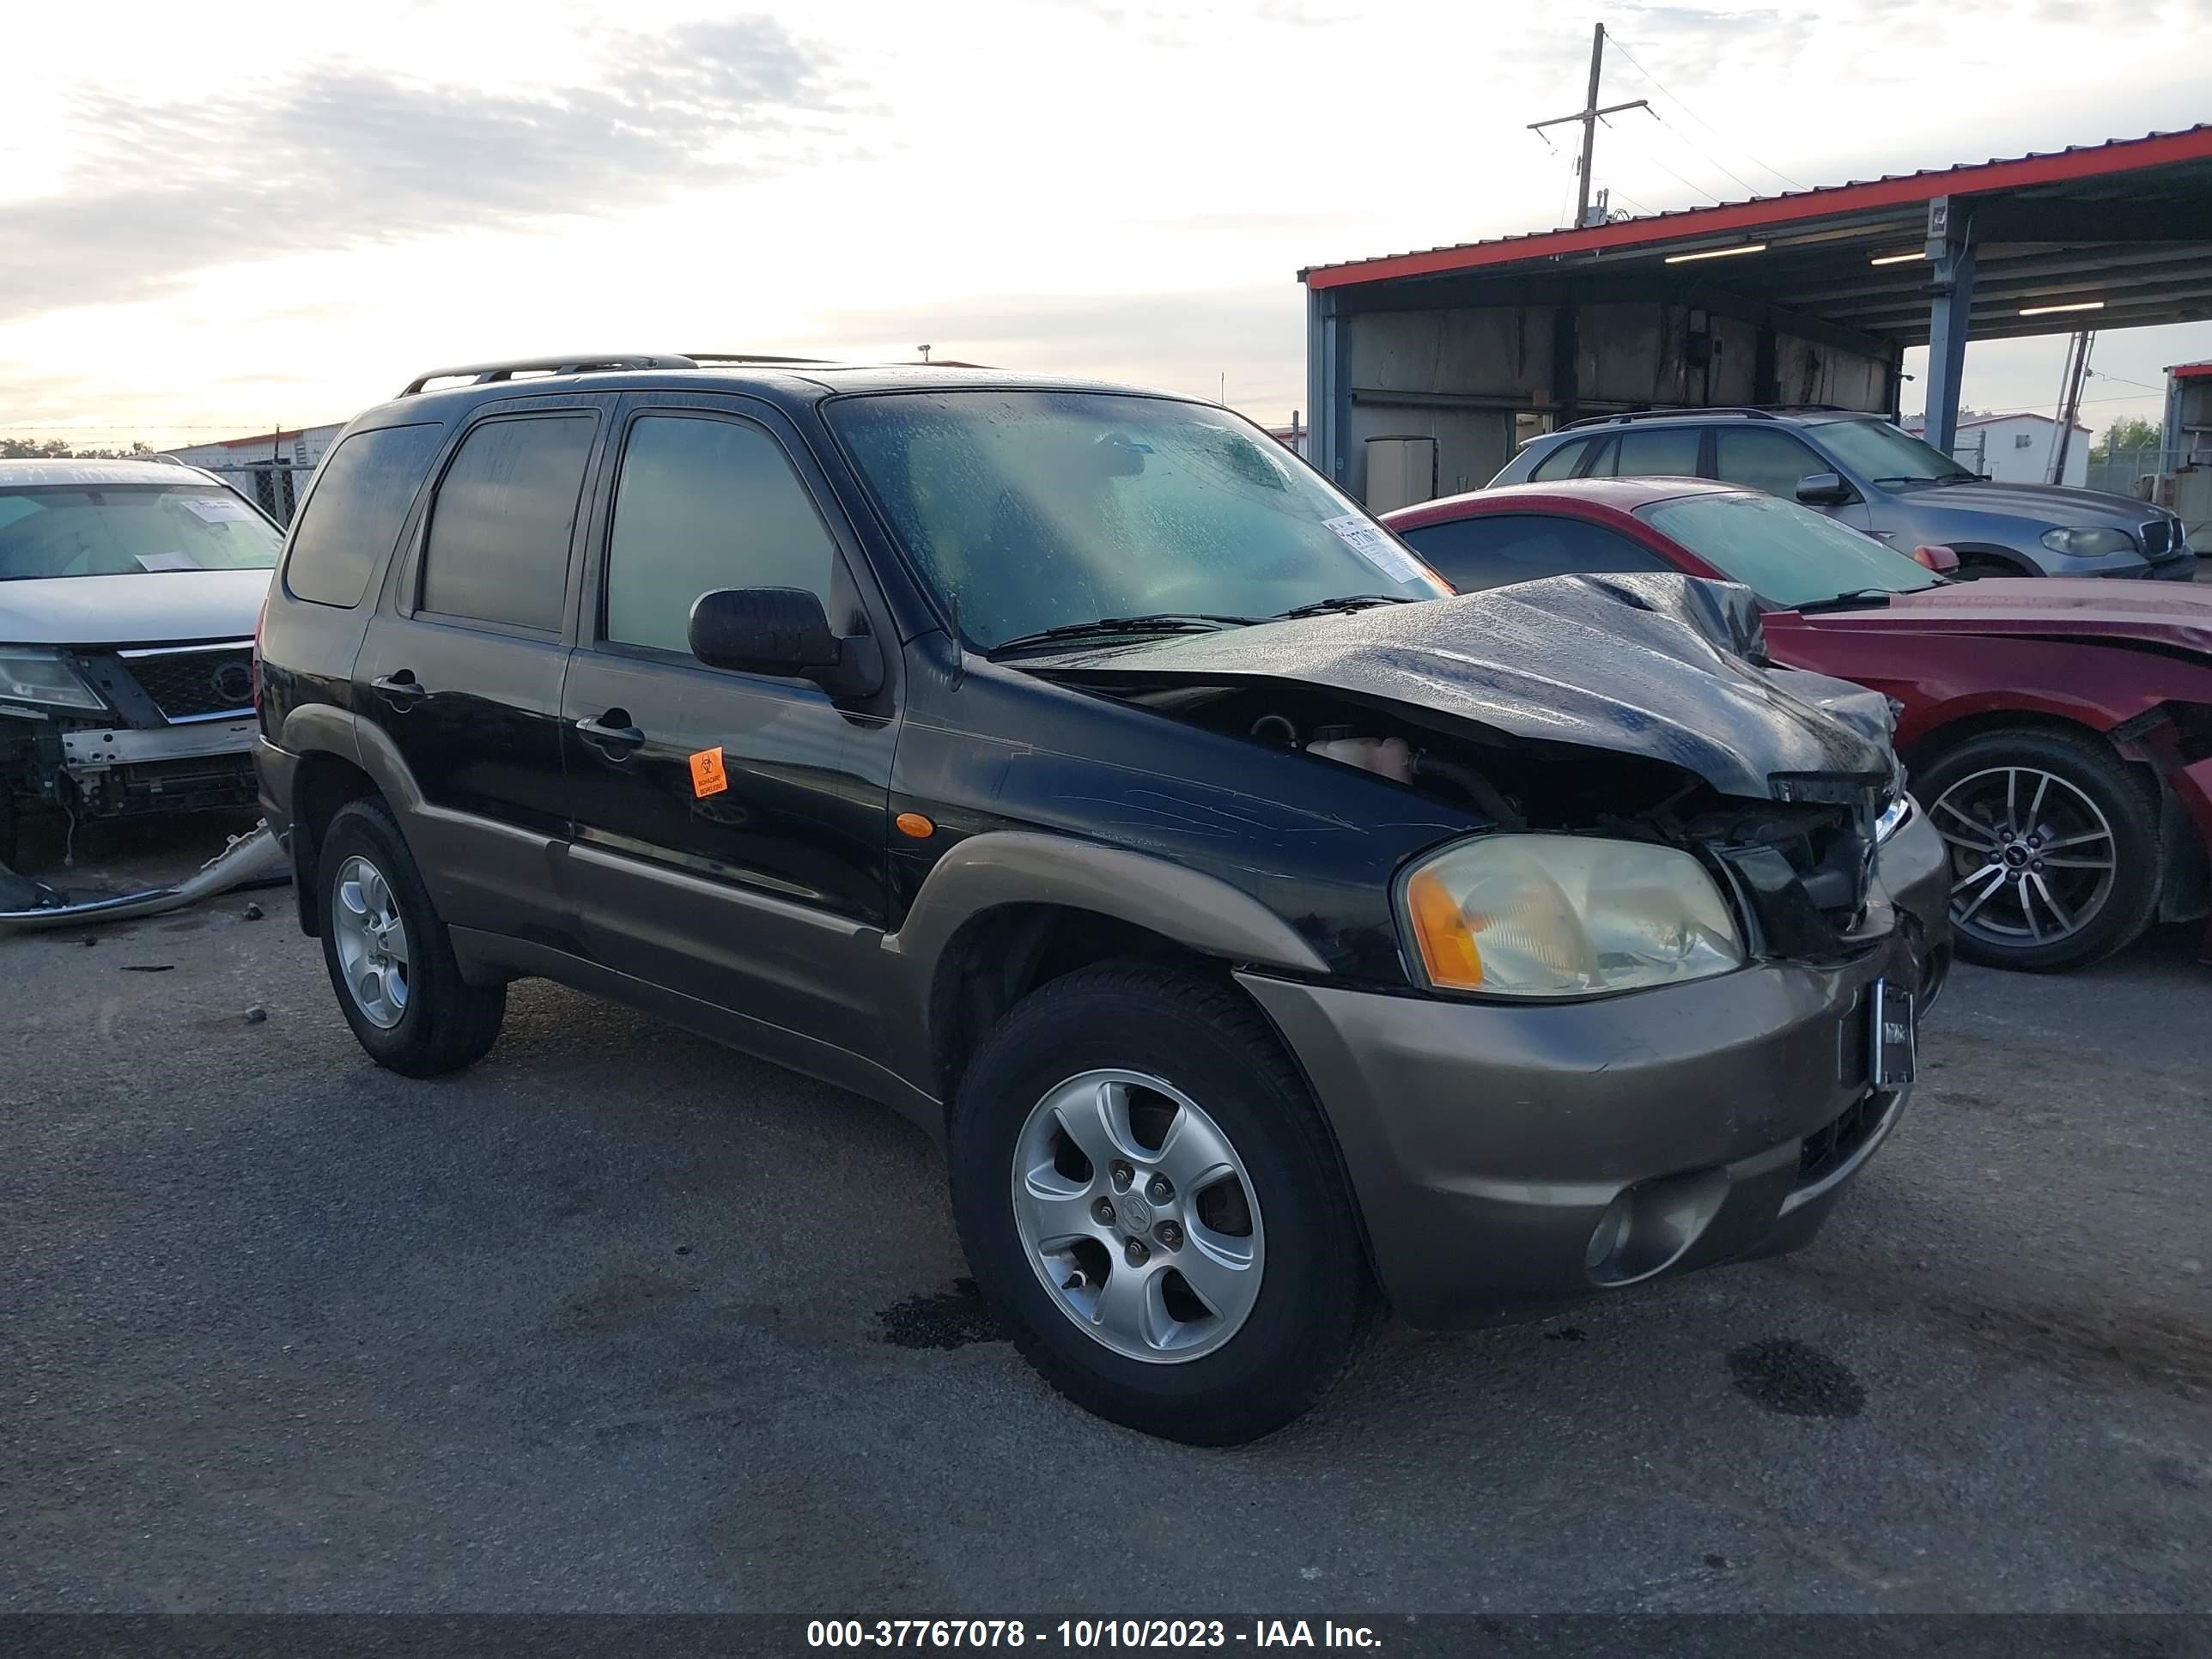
<box><xmin>2049</xmin><ymin>329</ymin><xmax>2095</xmax><ymax>485</ymax></box>
<box><xmin>1529</xmin><ymin>23</ymin><xmax>1648</xmax><ymax>228</ymax></box>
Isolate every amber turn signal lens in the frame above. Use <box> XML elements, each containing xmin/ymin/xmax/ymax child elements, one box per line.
<box><xmin>1404</xmin><ymin>866</ymin><xmax>1483</xmax><ymax>988</ymax></box>
<box><xmin>896</xmin><ymin>811</ymin><xmax>936</xmax><ymax>839</ymax></box>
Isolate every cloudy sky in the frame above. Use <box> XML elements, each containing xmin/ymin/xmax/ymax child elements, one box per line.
<box><xmin>3</xmin><ymin>0</ymin><xmax>2209</xmax><ymax>450</ymax></box>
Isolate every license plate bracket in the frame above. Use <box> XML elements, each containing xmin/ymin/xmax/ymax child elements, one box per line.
<box><xmin>1868</xmin><ymin>979</ymin><xmax>1917</xmax><ymax>1089</ymax></box>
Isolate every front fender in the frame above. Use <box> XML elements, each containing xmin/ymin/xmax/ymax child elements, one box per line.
<box><xmin>876</xmin><ymin>830</ymin><xmax>1330</xmax><ymax>1104</ymax></box>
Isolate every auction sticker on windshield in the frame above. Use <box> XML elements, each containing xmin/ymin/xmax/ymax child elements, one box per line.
<box><xmin>1324</xmin><ymin>514</ymin><xmax>1429</xmax><ymax>584</ymax></box>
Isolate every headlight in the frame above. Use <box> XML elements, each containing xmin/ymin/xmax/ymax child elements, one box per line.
<box><xmin>1398</xmin><ymin>835</ymin><xmax>1744</xmax><ymax>998</ymax></box>
<box><xmin>0</xmin><ymin>647</ymin><xmax>106</xmax><ymax>712</ymax></box>
<box><xmin>2039</xmin><ymin>526</ymin><xmax>2137</xmax><ymax>557</ymax></box>
<box><xmin>1875</xmin><ymin>794</ymin><xmax>1913</xmax><ymax>843</ymax></box>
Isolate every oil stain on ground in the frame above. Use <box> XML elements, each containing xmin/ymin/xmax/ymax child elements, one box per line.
<box><xmin>1727</xmin><ymin>1338</ymin><xmax>1866</xmax><ymax>1418</ymax></box>
<box><xmin>878</xmin><ymin>1278</ymin><xmax>1006</xmax><ymax>1350</ymax></box>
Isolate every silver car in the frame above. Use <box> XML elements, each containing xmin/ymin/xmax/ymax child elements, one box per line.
<box><xmin>0</xmin><ymin>459</ymin><xmax>280</xmax><ymax>868</ymax></box>
<box><xmin>1491</xmin><ymin>408</ymin><xmax>2197</xmax><ymax>582</ymax></box>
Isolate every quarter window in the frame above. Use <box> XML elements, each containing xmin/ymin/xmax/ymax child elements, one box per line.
<box><xmin>1528</xmin><ymin>437</ymin><xmax>1592</xmax><ymax>481</ymax></box>
<box><xmin>419</xmin><ymin>415</ymin><xmax>595</xmax><ymax>631</ymax></box>
<box><xmin>602</xmin><ymin>415</ymin><xmax>838</xmax><ymax>658</ymax></box>
<box><xmin>284</xmin><ymin>423</ymin><xmax>444</xmax><ymax>608</ymax></box>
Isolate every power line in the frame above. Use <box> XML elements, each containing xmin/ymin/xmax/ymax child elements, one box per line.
<box><xmin>1606</xmin><ymin>33</ymin><xmax>1808</xmax><ymax>192</ymax></box>
<box><xmin>1643</xmin><ymin>107</ymin><xmax>1766</xmax><ymax>202</ymax></box>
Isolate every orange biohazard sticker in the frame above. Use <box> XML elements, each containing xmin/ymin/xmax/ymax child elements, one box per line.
<box><xmin>688</xmin><ymin>746</ymin><xmax>729</xmax><ymax>798</ymax></box>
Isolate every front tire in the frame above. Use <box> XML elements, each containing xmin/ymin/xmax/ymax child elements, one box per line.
<box><xmin>1917</xmin><ymin>727</ymin><xmax>2162</xmax><ymax>972</ymax></box>
<box><xmin>318</xmin><ymin>799</ymin><xmax>506</xmax><ymax>1075</ymax></box>
<box><xmin>948</xmin><ymin>960</ymin><xmax>1377</xmax><ymax>1445</ymax></box>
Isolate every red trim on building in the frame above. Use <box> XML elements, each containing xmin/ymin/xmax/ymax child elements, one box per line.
<box><xmin>1303</xmin><ymin>126</ymin><xmax>2212</xmax><ymax>290</ymax></box>
<box><xmin>2172</xmin><ymin>362</ymin><xmax>2212</xmax><ymax>380</ymax></box>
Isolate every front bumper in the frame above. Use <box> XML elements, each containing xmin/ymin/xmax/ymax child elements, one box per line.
<box><xmin>1240</xmin><ymin>811</ymin><xmax>1953</xmax><ymax>1329</ymax></box>
<box><xmin>2</xmin><ymin>713</ymin><xmax>258</xmax><ymax>821</ymax></box>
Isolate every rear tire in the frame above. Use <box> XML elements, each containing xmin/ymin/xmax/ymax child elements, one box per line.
<box><xmin>948</xmin><ymin>959</ymin><xmax>1378</xmax><ymax>1445</ymax></box>
<box><xmin>1917</xmin><ymin>727</ymin><xmax>2161</xmax><ymax>973</ymax></box>
<box><xmin>318</xmin><ymin>799</ymin><xmax>506</xmax><ymax>1075</ymax></box>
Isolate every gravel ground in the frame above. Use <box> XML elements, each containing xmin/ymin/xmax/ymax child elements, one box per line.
<box><xmin>1</xmin><ymin>821</ymin><xmax>2206</xmax><ymax>1614</ymax></box>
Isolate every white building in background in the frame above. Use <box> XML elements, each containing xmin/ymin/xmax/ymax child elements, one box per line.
<box><xmin>1905</xmin><ymin>411</ymin><xmax>2089</xmax><ymax>487</ymax></box>
<box><xmin>166</xmin><ymin>422</ymin><xmax>345</xmax><ymax>476</ymax></box>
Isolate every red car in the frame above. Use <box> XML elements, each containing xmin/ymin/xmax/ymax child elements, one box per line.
<box><xmin>1383</xmin><ymin>478</ymin><xmax>2212</xmax><ymax>974</ymax></box>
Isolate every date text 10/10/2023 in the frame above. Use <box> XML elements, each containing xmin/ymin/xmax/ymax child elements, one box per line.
<box><xmin>806</xmin><ymin>1621</ymin><xmax>1382</xmax><ymax>1649</ymax></box>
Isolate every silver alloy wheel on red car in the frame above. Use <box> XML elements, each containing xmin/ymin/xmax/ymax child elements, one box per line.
<box><xmin>1009</xmin><ymin>1068</ymin><xmax>1266</xmax><ymax>1364</ymax></box>
<box><xmin>1929</xmin><ymin>765</ymin><xmax>2117</xmax><ymax>954</ymax></box>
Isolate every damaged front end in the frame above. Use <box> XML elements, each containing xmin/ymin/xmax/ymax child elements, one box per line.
<box><xmin>1</xmin><ymin>638</ymin><xmax>261</xmax><ymax>862</ymax></box>
<box><xmin>1030</xmin><ymin>573</ymin><xmax>1936</xmax><ymax>981</ymax></box>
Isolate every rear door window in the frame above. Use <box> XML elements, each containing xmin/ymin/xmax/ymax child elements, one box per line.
<box><xmin>1395</xmin><ymin>513</ymin><xmax>1673</xmax><ymax>592</ymax></box>
<box><xmin>1613</xmin><ymin>425</ymin><xmax>1705</xmax><ymax>477</ymax></box>
<box><xmin>284</xmin><ymin>423</ymin><xmax>444</xmax><ymax>608</ymax></box>
<box><xmin>601</xmin><ymin>414</ymin><xmax>839</xmax><ymax>658</ymax></box>
<box><xmin>418</xmin><ymin>415</ymin><xmax>596</xmax><ymax>632</ymax></box>
<box><xmin>1713</xmin><ymin>428</ymin><xmax>1826</xmax><ymax>498</ymax></box>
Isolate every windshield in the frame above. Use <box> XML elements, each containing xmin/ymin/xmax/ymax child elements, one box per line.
<box><xmin>1638</xmin><ymin>490</ymin><xmax>1946</xmax><ymax>608</ymax></box>
<box><xmin>1809</xmin><ymin>417</ymin><xmax>1977</xmax><ymax>486</ymax></box>
<box><xmin>0</xmin><ymin>483</ymin><xmax>282</xmax><ymax>581</ymax></box>
<box><xmin>829</xmin><ymin>391</ymin><xmax>1447</xmax><ymax>649</ymax></box>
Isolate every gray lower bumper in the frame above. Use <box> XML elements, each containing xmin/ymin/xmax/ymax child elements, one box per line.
<box><xmin>1240</xmin><ymin>819</ymin><xmax>1953</xmax><ymax>1329</ymax></box>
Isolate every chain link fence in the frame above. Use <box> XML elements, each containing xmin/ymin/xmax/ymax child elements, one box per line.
<box><xmin>2084</xmin><ymin>446</ymin><xmax>2175</xmax><ymax>499</ymax></box>
<box><xmin>192</xmin><ymin>461</ymin><xmax>319</xmax><ymax>526</ymax></box>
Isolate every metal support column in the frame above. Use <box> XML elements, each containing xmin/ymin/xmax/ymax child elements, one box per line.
<box><xmin>1922</xmin><ymin>196</ymin><xmax>1976</xmax><ymax>456</ymax></box>
<box><xmin>1305</xmin><ymin>284</ymin><xmax>1352</xmax><ymax>489</ymax></box>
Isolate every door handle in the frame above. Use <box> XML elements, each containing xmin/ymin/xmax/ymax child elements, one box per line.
<box><xmin>371</xmin><ymin>672</ymin><xmax>428</xmax><ymax>709</ymax></box>
<box><xmin>574</xmin><ymin>710</ymin><xmax>646</xmax><ymax>756</ymax></box>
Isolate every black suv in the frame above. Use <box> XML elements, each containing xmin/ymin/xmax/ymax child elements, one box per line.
<box><xmin>256</xmin><ymin>354</ymin><xmax>1951</xmax><ymax>1443</ymax></box>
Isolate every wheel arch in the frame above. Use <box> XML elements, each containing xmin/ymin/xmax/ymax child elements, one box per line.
<box><xmin>289</xmin><ymin>750</ymin><xmax>380</xmax><ymax>936</ymax></box>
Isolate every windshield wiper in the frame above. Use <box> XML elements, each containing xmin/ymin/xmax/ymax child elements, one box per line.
<box><xmin>1268</xmin><ymin>594</ymin><xmax>1416</xmax><ymax>621</ymax></box>
<box><xmin>1796</xmin><ymin>588</ymin><xmax>1899</xmax><ymax>613</ymax></box>
<box><xmin>1872</xmin><ymin>473</ymin><xmax>1978</xmax><ymax>488</ymax></box>
<box><xmin>986</xmin><ymin>612</ymin><xmax>1257</xmax><ymax>656</ymax></box>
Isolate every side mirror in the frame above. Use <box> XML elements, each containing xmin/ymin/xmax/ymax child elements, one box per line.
<box><xmin>1911</xmin><ymin>544</ymin><xmax>1961</xmax><ymax>574</ymax></box>
<box><xmin>1796</xmin><ymin>471</ymin><xmax>1855</xmax><ymax>507</ymax></box>
<box><xmin>688</xmin><ymin>586</ymin><xmax>883</xmax><ymax>699</ymax></box>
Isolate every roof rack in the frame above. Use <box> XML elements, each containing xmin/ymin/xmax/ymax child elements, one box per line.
<box><xmin>398</xmin><ymin>355</ymin><xmax>701</xmax><ymax>397</ymax></box>
<box><xmin>1563</xmin><ymin>405</ymin><xmax>1780</xmax><ymax>430</ymax></box>
<box><xmin>682</xmin><ymin>353</ymin><xmax>841</xmax><ymax>367</ymax></box>
<box><xmin>398</xmin><ymin>352</ymin><xmax>860</xmax><ymax>397</ymax></box>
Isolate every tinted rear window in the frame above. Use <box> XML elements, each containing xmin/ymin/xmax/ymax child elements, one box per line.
<box><xmin>419</xmin><ymin>415</ymin><xmax>595</xmax><ymax>632</ymax></box>
<box><xmin>284</xmin><ymin>424</ymin><xmax>445</xmax><ymax>608</ymax></box>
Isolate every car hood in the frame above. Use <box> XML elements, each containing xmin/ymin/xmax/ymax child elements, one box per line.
<box><xmin>1028</xmin><ymin>573</ymin><xmax>1894</xmax><ymax>803</ymax></box>
<box><xmin>1899</xmin><ymin>477</ymin><xmax>2160</xmax><ymax>529</ymax></box>
<box><xmin>1788</xmin><ymin>578</ymin><xmax>2212</xmax><ymax>653</ymax></box>
<box><xmin>0</xmin><ymin>568</ymin><xmax>273</xmax><ymax>647</ymax></box>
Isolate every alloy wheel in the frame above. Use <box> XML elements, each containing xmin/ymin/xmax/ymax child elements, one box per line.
<box><xmin>1929</xmin><ymin>766</ymin><xmax>2117</xmax><ymax>953</ymax></box>
<box><xmin>331</xmin><ymin>854</ymin><xmax>412</xmax><ymax>1029</ymax></box>
<box><xmin>1009</xmin><ymin>1069</ymin><xmax>1264</xmax><ymax>1364</ymax></box>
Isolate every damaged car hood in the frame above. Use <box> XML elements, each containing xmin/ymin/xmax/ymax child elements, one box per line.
<box><xmin>1030</xmin><ymin>573</ymin><xmax>1894</xmax><ymax>802</ymax></box>
<box><xmin>0</xmin><ymin>568</ymin><xmax>273</xmax><ymax>647</ymax></box>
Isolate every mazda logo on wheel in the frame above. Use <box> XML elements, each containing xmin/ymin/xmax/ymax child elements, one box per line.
<box><xmin>211</xmin><ymin>660</ymin><xmax>252</xmax><ymax>706</ymax></box>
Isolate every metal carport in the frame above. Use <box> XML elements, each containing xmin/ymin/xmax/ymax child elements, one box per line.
<box><xmin>1301</xmin><ymin>125</ymin><xmax>2212</xmax><ymax>507</ymax></box>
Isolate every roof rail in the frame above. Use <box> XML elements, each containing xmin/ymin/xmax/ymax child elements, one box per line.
<box><xmin>1562</xmin><ymin>405</ymin><xmax>1781</xmax><ymax>431</ymax></box>
<box><xmin>682</xmin><ymin>353</ymin><xmax>842</xmax><ymax>367</ymax></box>
<box><xmin>398</xmin><ymin>355</ymin><xmax>699</xmax><ymax>397</ymax></box>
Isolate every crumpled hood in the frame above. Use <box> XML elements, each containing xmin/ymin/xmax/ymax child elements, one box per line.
<box><xmin>1032</xmin><ymin>573</ymin><xmax>1894</xmax><ymax>802</ymax></box>
<box><xmin>0</xmin><ymin>568</ymin><xmax>272</xmax><ymax>647</ymax></box>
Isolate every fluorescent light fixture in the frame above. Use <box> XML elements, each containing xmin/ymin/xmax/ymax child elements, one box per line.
<box><xmin>2018</xmin><ymin>300</ymin><xmax>2106</xmax><ymax>316</ymax></box>
<box><xmin>1663</xmin><ymin>242</ymin><xmax>1767</xmax><ymax>264</ymax></box>
<box><xmin>1869</xmin><ymin>250</ymin><xmax>1926</xmax><ymax>265</ymax></box>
